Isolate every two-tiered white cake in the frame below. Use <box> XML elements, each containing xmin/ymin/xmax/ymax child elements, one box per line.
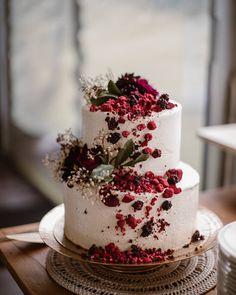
<box><xmin>55</xmin><ymin>73</ymin><xmax>200</xmax><ymax>263</ymax></box>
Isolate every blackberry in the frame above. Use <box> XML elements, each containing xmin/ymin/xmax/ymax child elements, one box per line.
<box><xmin>105</xmin><ymin>117</ymin><xmax>119</xmax><ymax>130</ymax></box>
<box><xmin>158</xmin><ymin>94</ymin><xmax>169</xmax><ymax>109</ymax></box>
<box><xmin>191</xmin><ymin>230</ymin><xmax>201</xmax><ymax>242</ymax></box>
<box><xmin>167</xmin><ymin>175</ymin><xmax>179</xmax><ymax>185</ymax></box>
<box><xmin>131</xmin><ymin>244</ymin><xmax>141</xmax><ymax>255</ymax></box>
<box><xmin>107</xmin><ymin>132</ymin><xmax>121</xmax><ymax>144</ymax></box>
<box><xmin>152</xmin><ymin>149</ymin><xmax>162</xmax><ymax>158</ymax></box>
<box><xmin>116</xmin><ymin>73</ymin><xmax>139</xmax><ymax>96</ymax></box>
<box><xmin>132</xmin><ymin>200</ymin><xmax>144</xmax><ymax>211</ymax></box>
<box><xmin>161</xmin><ymin>200</ymin><xmax>172</xmax><ymax>211</ymax></box>
<box><xmin>133</xmin><ymin>176</ymin><xmax>140</xmax><ymax>185</ymax></box>
<box><xmin>129</xmin><ymin>94</ymin><xmax>139</xmax><ymax>106</ymax></box>
<box><xmin>141</xmin><ymin>220</ymin><xmax>154</xmax><ymax>237</ymax></box>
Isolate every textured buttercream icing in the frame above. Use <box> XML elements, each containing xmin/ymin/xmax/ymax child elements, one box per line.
<box><xmin>64</xmin><ymin>162</ymin><xmax>199</xmax><ymax>251</ymax></box>
<box><xmin>82</xmin><ymin>101</ymin><xmax>181</xmax><ymax>175</ymax></box>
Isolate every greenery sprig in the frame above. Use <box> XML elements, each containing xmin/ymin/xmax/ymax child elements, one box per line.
<box><xmin>90</xmin><ymin>80</ymin><xmax>121</xmax><ymax>106</ymax></box>
<box><xmin>90</xmin><ymin>139</ymin><xmax>149</xmax><ymax>182</ymax></box>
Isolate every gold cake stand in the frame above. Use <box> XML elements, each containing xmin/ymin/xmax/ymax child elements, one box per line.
<box><xmin>39</xmin><ymin>204</ymin><xmax>222</xmax><ymax>273</ymax></box>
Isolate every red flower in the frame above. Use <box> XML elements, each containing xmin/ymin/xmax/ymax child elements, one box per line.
<box><xmin>76</xmin><ymin>144</ymin><xmax>101</xmax><ymax>171</ymax></box>
<box><xmin>137</xmin><ymin>78</ymin><xmax>159</xmax><ymax>96</ymax></box>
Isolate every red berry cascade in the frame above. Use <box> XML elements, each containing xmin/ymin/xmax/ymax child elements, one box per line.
<box><xmin>102</xmin><ymin>168</ymin><xmax>183</xmax><ymax>197</ymax></box>
<box><xmin>86</xmin><ymin>243</ymin><xmax>174</xmax><ymax>264</ymax></box>
<box><xmin>89</xmin><ymin>73</ymin><xmax>177</xmax><ymax>119</ymax></box>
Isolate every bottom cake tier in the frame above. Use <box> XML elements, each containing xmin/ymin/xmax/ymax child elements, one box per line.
<box><xmin>64</xmin><ymin>162</ymin><xmax>199</xmax><ymax>253</ymax></box>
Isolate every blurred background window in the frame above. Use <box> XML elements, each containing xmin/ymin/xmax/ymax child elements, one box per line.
<box><xmin>1</xmin><ymin>0</ymin><xmax>235</xmax><ymax>204</ymax></box>
<box><xmin>79</xmin><ymin>0</ymin><xmax>210</xmax><ymax>182</ymax></box>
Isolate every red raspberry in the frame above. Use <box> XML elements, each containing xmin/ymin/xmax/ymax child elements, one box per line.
<box><xmin>90</xmin><ymin>105</ymin><xmax>97</xmax><ymax>112</ymax></box>
<box><xmin>150</xmin><ymin>197</ymin><xmax>158</xmax><ymax>206</ymax></box>
<box><xmin>141</xmin><ymin>140</ymin><xmax>148</xmax><ymax>147</ymax></box>
<box><xmin>157</xmin><ymin>176</ymin><xmax>169</xmax><ymax>187</ymax></box>
<box><xmin>145</xmin><ymin>171</ymin><xmax>154</xmax><ymax>179</ymax></box>
<box><xmin>163</xmin><ymin>188</ymin><xmax>174</xmax><ymax>198</ymax></box>
<box><xmin>142</xmin><ymin>147</ymin><xmax>152</xmax><ymax>154</ymax></box>
<box><xmin>118</xmin><ymin>117</ymin><xmax>126</xmax><ymax>124</ymax></box>
<box><xmin>171</xmin><ymin>186</ymin><xmax>182</xmax><ymax>194</ymax></box>
<box><xmin>166</xmin><ymin>102</ymin><xmax>176</xmax><ymax>109</ymax></box>
<box><xmin>145</xmin><ymin>206</ymin><xmax>152</xmax><ymax>217</ymax></box>
<box><xmin>122</xmin><ymin>131</ymin><xmax>129</xmax><ymax>138</ymax></box>
<box><xmin>152</xmin><ymin>178</ymin><xmax>159</xmax><ymax>185</ymax></box>
<box><xmin>117</xmin><ymin>220</ymin><xmax>125</xmax><ymax>228</ymax></box>
<box><xmin>116</xmin><ymin>213</ymin><xmax>124</xmax><ymax>220</ymax></box>
<box><xmin>144</xmin><ymin>133</ymin><xmax>153</xmax><ymax>141</ymax></box>
<box><xmin>122</xmin><ymin>193</ymin><xmax>135</xmax><ymax>203</ymax></box>
<box><xmin>137</xmin><ymin>124</ymin><xmax>146</xmax><ymax>131</ymax></box>
<box><xmin>156</xmin><ymin>183</ymin><xmax>164</xmax><ymax>192</ymax></box>
<box><xmin>147</xmin><ymin>121</ymin><xmax>157</xmax><ymax>130</ymax></box>
<box><xmin>166</xmin><ymin>169</ymin><xmax>183</xmax><ymax>182</ymax></box>
<box><xmin>101</xmin><ymin>104</ymin><xmax>113</xmax><ymax>112</ymax></box>
<box><xmin>126</xmin><ymin>215</ymin><xmax>141</xmax><ymax>229</ymax></box>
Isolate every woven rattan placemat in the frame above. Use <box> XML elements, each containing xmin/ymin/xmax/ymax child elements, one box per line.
<box><xmin>46</xmin><ymin>248</ymin><xmax>217</xmax><ymax>295</ymax></box>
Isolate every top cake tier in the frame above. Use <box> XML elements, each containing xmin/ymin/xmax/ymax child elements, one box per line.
<box><xmin>82</xmin><ymin>101</ymin><xmax>181</xmax><ymax>175</ymax></box>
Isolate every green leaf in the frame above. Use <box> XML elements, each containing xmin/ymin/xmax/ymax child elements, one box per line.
<box><xmin>133</xmin><ymin>153</ymin><xmax>149</xmax><ymax>164</ymax></box>
<box><xmin>122</xmin><ymin>160</ymin><xmax>136</xmax><ymax>167</ymax></box>
<box><xmin>108</xmin><ymin>80</ymin><xmax>122</xmax><ymax>95</ymax></box>
<box><xmin>115</xmin><ymin>139</ymin><xmax>135</xmax><ymax>167</ymax></box>
<box><xmin>90</xmin><ymin>94</ymin><xmax>118</xmax><ymax>106</ymax></box>
<box><xmin>99</xmin><ymin>155</ymin><xmax>108</xmax><ymax>164</ymax></box>
<box><xmin>122</xmin><ymin>153</ymin><xmax>149</xmax><ymax>167</ymax></box>
<box><xmin>91</xmin><ymin>164</ymin><xmax>114</xmax><ymax>179</ymax></box>
<box><xmin>90</xmin><ymin>96</ymin><xmax>109</xmax><ymax>106</ymax></box>
<box><xmin>124</xmin><ymin>139</ymin><xmax>135</xmax><ymax>155</ymax></box>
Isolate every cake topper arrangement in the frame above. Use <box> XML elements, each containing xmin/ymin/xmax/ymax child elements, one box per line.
<box><xmin>48</xmin><ymin>73</ymin><xmax>178</xmax><ymax>189</ymax></box>
<box><xmin>46</xmin><ymin>72</ymin><xmax>203</xmax><ymax>264</ymax></box>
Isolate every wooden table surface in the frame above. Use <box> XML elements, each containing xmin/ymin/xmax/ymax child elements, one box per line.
<box><xmin>0</xmin><ymin>186</ymin><xmax>236</xmax><ymax>295</ymax></box>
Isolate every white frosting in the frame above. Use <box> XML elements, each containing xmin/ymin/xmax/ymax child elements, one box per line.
<box><xmin>82</xmin><ymin>102</ymin><xmax>181</xmax><ymax>175</ymax></box>
<box><xmin>64</xmin><ymin>162</ymin><xmax>199</xmax><ymax>251</ymax></box>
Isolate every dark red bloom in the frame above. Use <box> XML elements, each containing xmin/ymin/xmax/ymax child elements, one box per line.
<box><xmin>76</xmin><ymin>144</ymin><xmax>101</xmax><ymax>171</ymax></box>
<box><xmin>137</xmin><ymin>78</ymin><xmax>159</xmax><ymax>96</ymax></box>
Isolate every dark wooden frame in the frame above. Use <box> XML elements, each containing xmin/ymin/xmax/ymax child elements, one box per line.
<box><xmin>0</xmin><ymin>0</ymin><xmax>11</xmax><ymax>156</ymax></box>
